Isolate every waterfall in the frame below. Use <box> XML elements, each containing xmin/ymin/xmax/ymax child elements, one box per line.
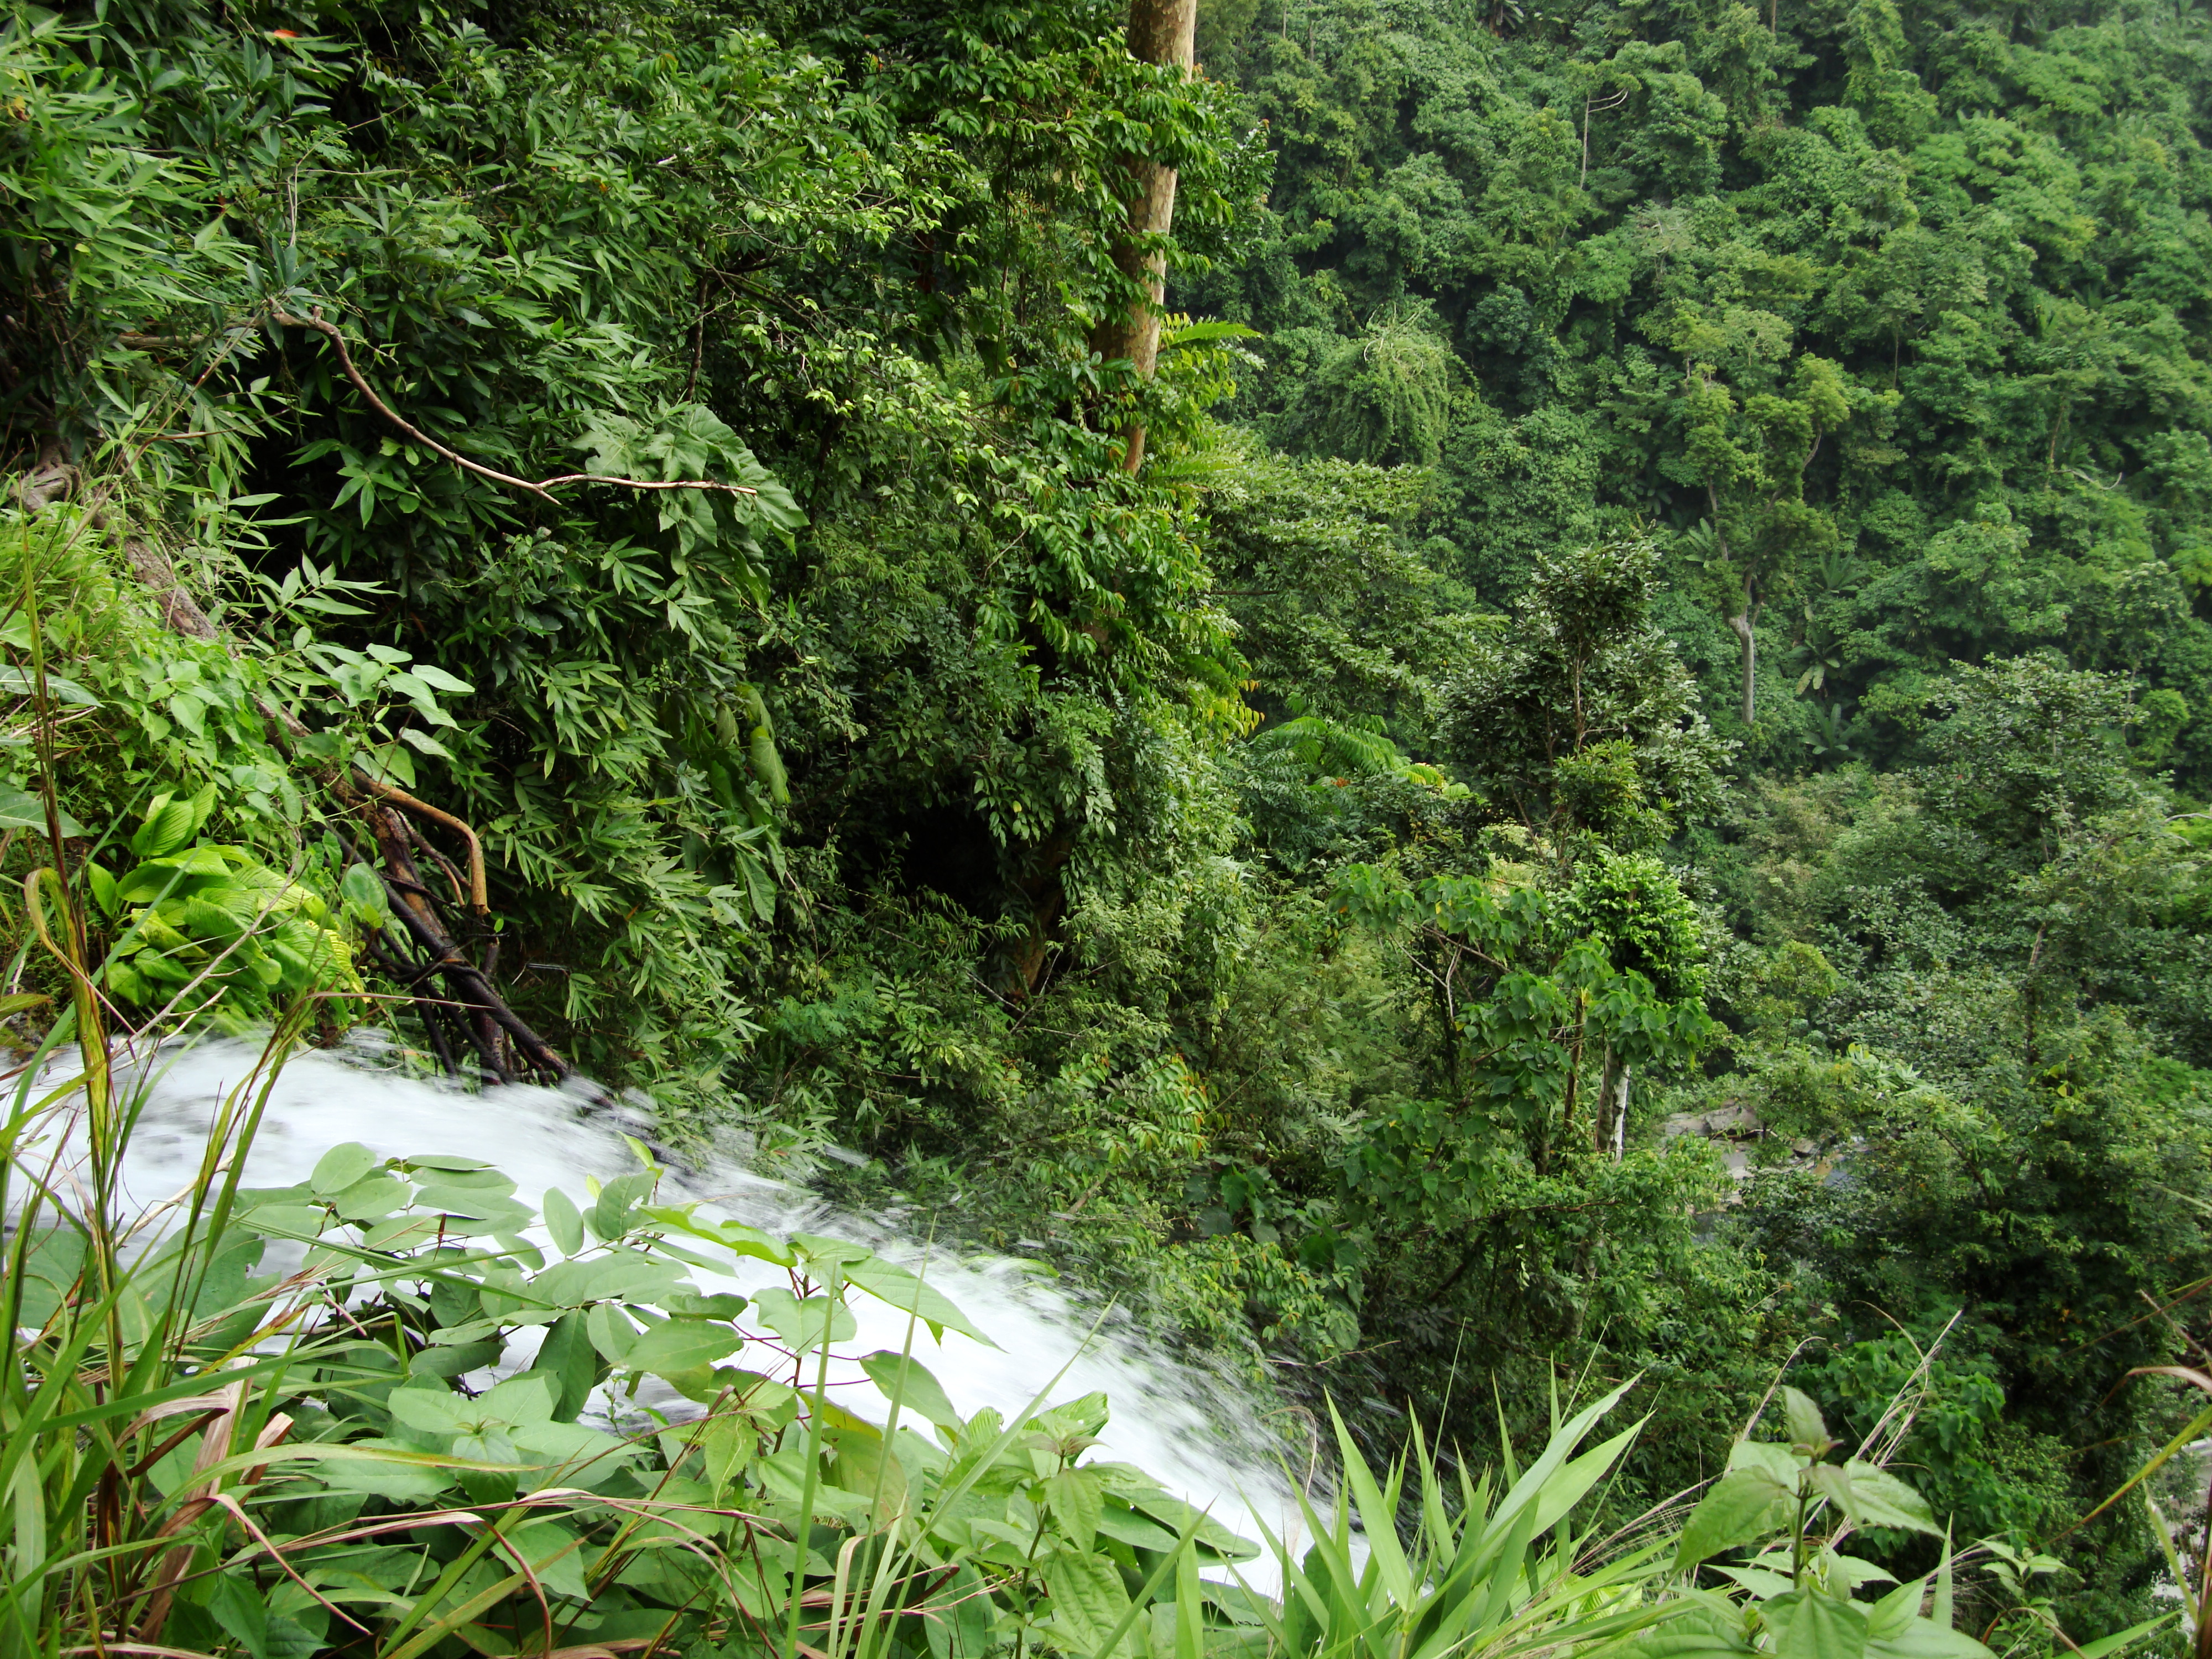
<box><xmin>64</xmin><ymin>1035</ymin><xmax>1302</xmax><ymax>1585</ymax></box>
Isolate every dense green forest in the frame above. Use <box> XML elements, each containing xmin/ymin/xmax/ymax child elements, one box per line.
<box><xmin>9</xmin><ymin>0</ymin><xmax>2212</xmax><ymax>1644</ymax></box>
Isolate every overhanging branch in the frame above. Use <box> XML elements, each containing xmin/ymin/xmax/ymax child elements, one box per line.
<box><xmin>270</xmin><ymin>308</ymin><xmax>760</xmax><ymax>507</ymax></box>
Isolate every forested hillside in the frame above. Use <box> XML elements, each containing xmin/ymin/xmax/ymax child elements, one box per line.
<box><xmin>7</xmin><ymin>0</ymin><xmax>2212</xmax><ymax>1642</ymax></box>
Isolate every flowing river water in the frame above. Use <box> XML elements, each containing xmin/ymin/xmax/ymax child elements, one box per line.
<box><xmin>75</xmin><ymin>1036</ymin><xmax>1303</xmax><ymax>1583</ymax></box>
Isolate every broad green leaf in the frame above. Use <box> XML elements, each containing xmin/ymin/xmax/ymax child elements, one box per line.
<box><xmin>752</xmin><ymin>1285</ymin><xmax>856</xmax><ymax>1349</ymax></box>
<box><xmin>924</xmin><ymin>1562</ymin><xmax>993</xmax><ymax>1659</ymax></box>
<box><xmin>844</xmin><ymin>1258</ymin><xmax>997</xmax><ymax>1345</ymax></box>
<box><xmin>860</xmin><ymin>1349</ymin><xmax>963</xmax><ymax>1430</ymax></box>
<box><xmin>0</xmin><ymin>784</ymin><xmax>84</xmax><ymax>836</ymax></box>
<box><xmin>620</xmin><ymin>1316</ymin><xmax>744</xmax><ymax>1377</ymax></box>
<box><xmin>511</xmin><ymin>1420</ymin><xmax>634</xmax><ymax>1489</ymax></box>
<box><xmin>1042</xmin><ymin>1545</ymin><xmax>1133</xmax><ymax>1655</ymax></box>
<box><xmin>1808</xmin><ymin>1461</ymin><xmax>1859</xmax><ymax>1522</ymax></box>
<box><xmin>1865</xmin><ymin>1575</ymin><xmax>1928</xmax><ymax>1643</ymax></box>
<box><xmin>1782</xmin><ymin>1388</ymin><xmax>1832</xmax><ymax>1452</ymax></box>
<box><xmin>825</xmin><ymin>1416</ymin><xmax>907</xmax><ymax>1514</ymax></box>
<box><xmin>477</xmin><ymin>1373</ymin><xmax>555</xmax><ymax>1424</ymax></box>
<box><xmin>1677</xmin><ymin>1468</ymin><xmax>1794</xmax><ymax>1567</ymax></box>
<box><xmin>1095</xmin><ymin>1503</ymin><xmax>1180</xmax><ymax>1552</ymax></box>
<box><xmin>541</xmin><ymin>1187</ymin><xmax>585</xmax><ymax>1258</ymax></box>
<box><xmin>1712</xmin><ymin>1564</ymin><xmax>1797</xmax><ymax>1600</ymax></box>
<box><xmin>408</xmin><ymin>662</ymin><xmax>475</xmax><ymax>695</ymax></box>
<box><xmin>526</xmin><ymin>1310</ymin><xmax>601</xmax><ymax>1422</ymax></box>
<box><xmin>330</xmin><ymin>1171</ymin><xmax>410</xmax><ymax>1221</ymax></box>
<box><xmin>586</xmin><ymin>1301</ymin><xmax>638</xmax><ymax>1363</ymax></box>
<box><xmin>385</xmin><ymin>1387</ymin><xmax>472</xmax><ymax>1435</ymax></box>
<box><xmin>635</xmin><ymin>1206</ymin><xmax>796</xmax><ymax>1265</ymax></box>
<box><xmin>1049</xmin><ymin>1466</ymin><xmax>1104</xmax><ymax>1551</ymax></box>
<box><xmin>529</xmin><ymin>1246</ymin><xmax>684</xmax><ymax>1310</ymax></box>
<box><xmin>1841</xmin><ymin>1462</ymin><xmax>1942</xmax><ymax>1535</ymax></box>
<box><xmin>1124</xmin><ymin>1495</ymin><xmax>1259</xmax><ymax>1562</ymax></box>
<box><xmin>1767</xmin><ymin>1591</ymin><xmax>1868</xmax><ymax>1659</ymax></box>
<box><xmin>504</xmin><ymin>1520</ymin><xmax>587</xmax><ymax>1600</ymax></box>
<box><xmin>312</xmin><ymin>1141</ymin><xmax>382</xmax><ymax>1197</ymax></box>
<box><xmin>591</xmin><ymin>1170</ymin><xmax>657</xmax><ymax>1240</ymax></box>
<box><xmin>131</xmin><ymin>790</ymin><xmax>194</xmax><ymax>857</ymax></box>
<box><xmin>790</xmin><ymin>1231</ymin><xmax>875</xmax><ymax>1267</ymax></box>
<box><xmin>1728</xmin><ymin>1439</ymin><xmax>1800</xmax><ymax>1485</ymax></box>
<box><xmin>0</xmin><ymin>665</ymin><xmax>98</xmax><ymax>706</ymax></box>
<box><xmin>338</xmin><ymin>860</ymin><xmax>389</xmax><ymax>928</ymax></box>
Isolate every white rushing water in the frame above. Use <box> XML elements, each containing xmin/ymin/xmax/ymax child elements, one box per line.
<box><xmin>64</xmin><ymin>1036</ymin><xmax>1301</xmax><ymax>1582</ymax></box>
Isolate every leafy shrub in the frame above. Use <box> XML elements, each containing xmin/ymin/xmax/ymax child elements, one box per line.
<box><xmin>86</xmin><ymin>785</ymin><xmax>364</xmax><ymax>1027</ymax></box>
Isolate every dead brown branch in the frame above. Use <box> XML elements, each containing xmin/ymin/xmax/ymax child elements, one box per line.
<box><xmin>270</xmin><ymin>308</ymin><xmax>760</xmax><ymax>506</ymax></box>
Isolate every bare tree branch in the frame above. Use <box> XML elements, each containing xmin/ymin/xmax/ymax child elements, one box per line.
<box><xmin>270</xmin><ymin>308</ymin><xmax>759</xmax><ymax>506</ymax></box>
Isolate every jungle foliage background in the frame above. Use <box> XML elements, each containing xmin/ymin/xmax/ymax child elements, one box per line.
<box><xmin>7</xmin><ymin>0</ymin><xmax>2212</xmax><ymax>1637</ymax></box>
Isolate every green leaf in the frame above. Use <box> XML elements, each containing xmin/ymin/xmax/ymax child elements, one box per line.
<box><xmin>591</xmin><ymin>1170</ymin><xmax>657</xmax><ymax>1241</ymax></box>
<box><xmin>526</xmin><ymin>1310</ymin><xmax>602</xmax><ymax>1422</ymax></box>
<box><xmin>132</xmin><ymin>784</ymin><xmax>213</xmax><ymax>857</ymax></box>
<box><xmin>385</xmin><ymin>1387</ymin><xmax>472</xmax><ymax>1436</ymax></box>
<box><xmin>338</xmin><ymin>862</ymin><xmax>389</xmax><ymax>929</ymax></box>
<box><xmin>1122</xmin><ymin>1495</ymin><xmax>1258</xmax><ymax>1562</ymax></box>
<box><xmin>859</xmin><ymin>1349</ymin><xmax>963</xmax><ymax>1430</ymax></box>
<box><xmin>0</xmin><ymin>784</ymin><xmax>82</xmax><ymax>836</ymax></box>
<box><xmin>312</xmin><ymin>1142</ymin><xmax>382</xmax><ymax>1197</ymax></box>
<box><xmin>620</xmin><ymin>1316</ymin><xmax>744</xmax><ymax>1378</ymax></box>
<box><xmin>477</xmin><ymin>1373</ymin><xmax>556</xmax><ymax>1425</ymax></box>
<box><xmin>0</xmin><ymin>665</ymin><xmax>98</xmax><ymax>706</ymax></box>
<box><xmin>505</xmin><ymin>1520</ymin><xmax>587</xmax><ymax>1600</ymax></box>
<box><xmin>1808</xmin><ymin>1462</ymin><xmax>1859</xmax><ymax>1523</ymax></box>
<box><xmin>1677</xmin><ymin>1468</ymin><xmax>1795</xmax><ymax>1567</ymax></box>
<box><xmin>542</xmin><ymin>1187</ymin><xmax>585</xmax><ymax>1258</ymax></box>
<box><xmin>530</xmin><ymin>1246</ymin><xmax>684</xmax><ymax>1309</ymax></box>
<box><xmin>635</xmin><ymin>1206</ymin><xmax>797</xmax><ymax>1265</ymax></box>
<box><xmin>924</xmin><ymin>1562</ymin><xmax>993</xmax><ymax>1659</ymax></box>
<box><xmin>510</xmin><ymin>1419</ymin><xmax>634</xmax><ymax>1489</ymax></box>
<box><xmin>1767</xmin><ymin>1592</ymin><xmax>1869</xmax><ymax>1659</ymax></box>
<box><xmin>586</xmin><ymin>1302</ymin><xmax>637</xmax><ymax>1363</ymax></box>
<box><xmin>1841</xmin><ymin>1462</ymin><xmax>1942</xmax><ymax>1536</ymax></box>
<box><xmin>329</xmin><ymin>1172</ymin><xmax>409</xmax><ymax>1221</ymax></box>
<box><xmin>842</xmin><ymin>1257</ymin><xmax>997</xmax><ymax>1347</ymax></box>
<box><xmin>1729</xmin><ymin>1439</ymin><xmax>1801</xmax><ymax>1484</ymax></box>
<box><xmin>1865</xmin><ymin>1619</ymin><xmax>1997</xmax><ymax>1659</ymax></box>
<box><xmin>408</xmin><ymin>662</ymin><xmax>475</xmax><ymax>695</ymax></box>
<box><xmin>1782</xmin><ymin>1388</ymin><xmax>1833</xmax><ymax>1453</ymax></box>
<box><xmin>304</xmin><ymin>1443</ymin><xmax>456</xmax><ymax>1503</ymax></box>
<box><xmin>2069</xmin><ymin>1615</ymin><xmax>2174</xmax><ymax>1659</ymax></box>
<box><xmin>1095</xmin><ymin>1504</ymin><xmax>1180</xmax><ymax>1552</ymax></box>
<box><xmin>824</xmin><ymin>1413</ymin><xmax>907</xmax><ymax>1514</ymax></box>
<box><xmin>751</xmin><ymin>1285</ymin><xmax>855</xmax><ymax>1350</ymax></box>
<box><xmin>1627</xmin><ymin>1608</ymin><xmax>1763</xmax><ymax>1659</ymax></box>
<box><xmin>1049</xmin><ymin>1467</ymin><xmax>1104</xmax><ymax>1551</ymax></box>
<box><xmin>1042</xmin><ymin>1545</ymin><xmax>1134</xmax><ymax>1656</ymax></box>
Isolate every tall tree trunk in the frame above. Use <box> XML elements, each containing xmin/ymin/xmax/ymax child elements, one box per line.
<box><xmin>1595</xmin><ymin>1052</ymin><xmax>1630</xmax><ymax>1160</ymax></box>
<box><xmin>1728</xmin><ymin>602</ymin><xmax>1757</xmax><ymax>727</ymax></box>
<box><xmin>1093</xmin><ymin>0</ymin><xmax>1197</xmax><ymax>473</ymax></box>
<box><xmin>1728</xmin><ymin>569</ymin><xmax>1761</xmax><ymax>728</ymax></box>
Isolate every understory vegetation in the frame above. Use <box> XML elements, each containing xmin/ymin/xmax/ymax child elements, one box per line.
<box><xmin>8</xmin><ymin>0</ymin><xmax>2212</xmax><ymax>1646</ymax></box>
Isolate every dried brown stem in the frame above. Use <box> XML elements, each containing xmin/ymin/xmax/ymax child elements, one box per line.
<box><xmin>270</xmin><ymin>308</ymin><xmax>759</xmax><ymax>505</ymax></box>
<box><xmin>353</xmin><ymin>772</ymin><xmax>486</xmax><ymax>913</ymax></box>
